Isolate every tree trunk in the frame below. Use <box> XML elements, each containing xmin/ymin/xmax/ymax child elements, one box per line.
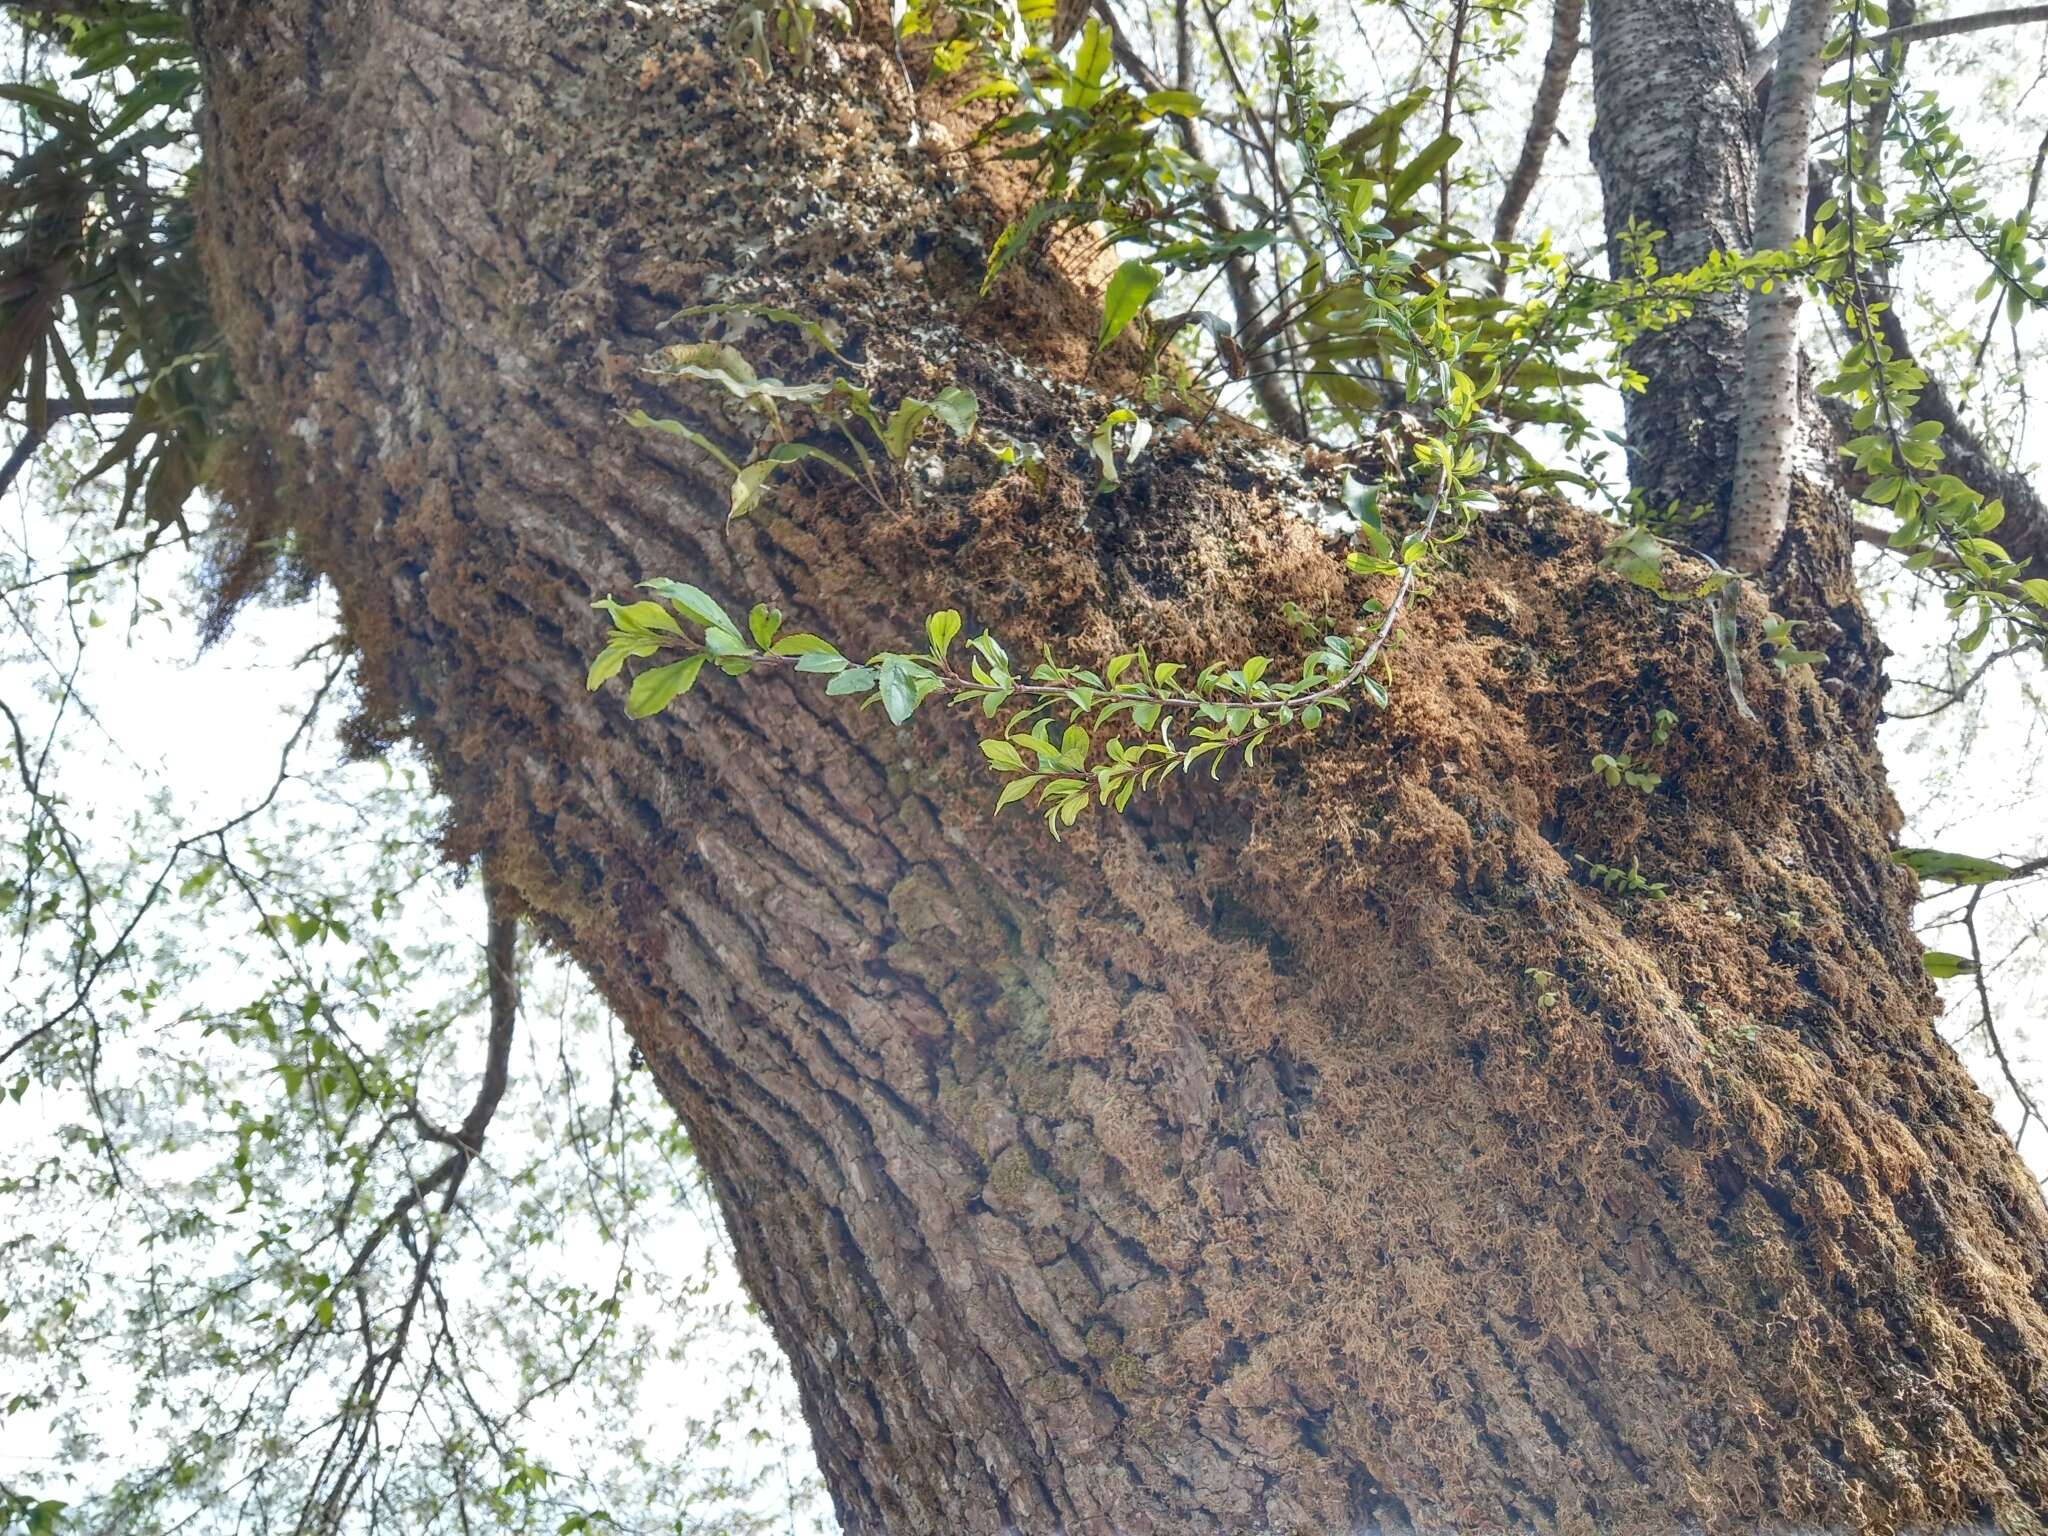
<box><xmin>1587</xmin><ymin>0</ymin><xmax>1760</xmax><ymax>533</ymax></box>
<box><xmin>1587</xmin><ymin>0</ymin><xmax>1887</xmax><ymax>730</ymax></box>
<box><xmin>190</xmin><ymin>2</ymin><xmax>2048</xmax><ymax>1531</ymax></box>
<box><xmin>1725</xmin><ymin>0</ymin><xmax>1832</xmax><ymax>574</ymax></box>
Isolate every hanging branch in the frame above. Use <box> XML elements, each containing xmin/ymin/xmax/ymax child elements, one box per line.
<box><xmin>1752</xmin><ymin>2</ymin><xmax>2048</xmax><ymax>84</ymax></box>
<box><xmin>1958</xmin><ymin>864</ymin><xmax>2048</xmax><ymax>1162</ymax></box>
<box><xmin>292</xmin><ymin>876</ymin><xmax>520</xmax><ymax>1532</ymax></box>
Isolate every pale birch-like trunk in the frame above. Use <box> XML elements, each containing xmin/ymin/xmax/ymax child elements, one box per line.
<box><xmin>1726</xmin><ymin>0</ymin><xmax>1835</xmax><ymax>573</ymax></box>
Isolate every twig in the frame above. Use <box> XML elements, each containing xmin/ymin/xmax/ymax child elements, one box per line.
<box><xmin>1490</xmin><ymin>0</ymin><xmax>1583</xmax><ymax>294</ymax></box>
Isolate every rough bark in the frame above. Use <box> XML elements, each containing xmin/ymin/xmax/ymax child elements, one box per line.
<box><xmin>1587</xmin><ymin>0</ymin><xmax>1760</xmax><ymax>532</ymax></box>
<box><xmin>190</xmin><ymin>2</ymin><xmax>2048</xmax><ymax>1532</ymax></box>
<box><xmin>1726</xmin><ymin>0</ymin><xmax>1832</xmax><ymax>574</ymax></box>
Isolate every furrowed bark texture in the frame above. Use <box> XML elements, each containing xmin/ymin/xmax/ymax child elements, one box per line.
<box><xmin>1725</xmin><ymin>0</ymin><xmax>1833</xmax><ymax>574</ymax></box>
<box><xmin>192</xmin><ymin>2</ymin><xmax>2048</xmax><ymax>1532</ymax></box>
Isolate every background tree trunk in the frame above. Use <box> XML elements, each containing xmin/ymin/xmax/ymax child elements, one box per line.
<box><xmin>1588</xmin><ymin>0</ymin><xmax>1888</xmax><ymax>731</ymax></box>
<box><xmin>190</xmin><ymin>1</ymin><xmax>2048</xmax><ymax>1530</ymax></box>
<box><xmin>1725</xmin><ymin>0</ymin><xmax>1834</xmax><ymax>573</ymax></box>
<box><xmin>1587</xmin><ymin>0</ymin><xmax>1761</xmax><ymax>534</ymax></box>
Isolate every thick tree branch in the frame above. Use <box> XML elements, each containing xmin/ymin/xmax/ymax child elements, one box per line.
<box><xmin>1754</xmin><ymin>3</ymin><xmax>2048</xmax><ymax>83</ymax></box>
<box><xmin>183</xmin><ymin>1</ymin><xmax>2048</xmax><ymax>1522</ymax></box>
<box><xmin>1958</xmin><ymin>864</ymin><xmax>2048</xmax><ymax>1158</ymax></box>
<box><xmin>293</xmin><ymin>881</ymin><xmax>519</xmax><ymax>1530</ymax></box>
<box><xmin>1875</xmin><ymin>306</ymin><xmax>2048</xmax><ymax>575</ymax></box>
<box><xmin>1813</xmin><ymin>0</ymin><xmax>2048</xmax><ymax>578</ymax></box>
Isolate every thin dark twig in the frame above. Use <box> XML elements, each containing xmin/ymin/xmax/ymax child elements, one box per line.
<box><xmin>1490</xmin><ymin>0</ymin><xmax>1583</xmax><ymax>293</ymax></box>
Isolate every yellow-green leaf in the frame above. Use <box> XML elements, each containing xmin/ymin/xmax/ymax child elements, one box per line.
<box><xmin>626</xmin><ymin>654</ymin><xmax>707</xmax><ymax>719</ymax></box>
<box><xmin>1099</xmin><ymin>259</ymin><xmax>1163</xmax><ymax>350</ymax></box>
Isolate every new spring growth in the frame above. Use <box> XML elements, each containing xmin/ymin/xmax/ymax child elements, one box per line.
<box><xmin>586</xmin><ymin>577</ymin><xmax>1413</xmax><ymax>834</ymax></box>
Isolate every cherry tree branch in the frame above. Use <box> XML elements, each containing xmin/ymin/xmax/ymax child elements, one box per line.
<box><xmin>1871</xmin><ymin>4</ymin><xmax>2048</xmax><ymax>48</ymax></box>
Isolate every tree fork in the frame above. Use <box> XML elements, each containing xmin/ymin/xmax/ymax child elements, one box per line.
<box><xmin>190</xmin><ymin>1</ymin><xmax>2048</xmax><ymax>1530</ymax></box>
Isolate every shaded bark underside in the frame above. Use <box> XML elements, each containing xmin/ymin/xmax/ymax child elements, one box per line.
<box><xmin>191</xmin><ymin>2</ymin><xmax>2048</xmax><ymax>1531</ymax></box>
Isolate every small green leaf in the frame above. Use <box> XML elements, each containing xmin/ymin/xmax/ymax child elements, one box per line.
<box><xmin>627</xmin><ymin>654</ymin><xmax>707</xmax><ymax>719</ymax></box>
<box><xmin>825</xmin><ymin>665</ymin><xmax>877</xmax><ymax>697</ymax></box>
<box><xmin>995</xmin><ymin>775</ymin><xmax>1042</xmax><ymax>811</ymax></box>
<box><xmin>595</xmin><ymin>598</ymin><xmax>683</xmax><ymax>637</ymax></box>
<box><xmin>770</xmin><ymin>632</ymin><xmax>840</xmax><ymax>657</ymax></box>
<box><xmin>639</xmin><ymin>580</ymin><xmax>737</xmax><ymax>637</ymax></box>
<box><xmin>702</xmin><ymin>626</ymin><xmax>750</xmax><ymax>658</ymax></box>
<box><xmin>878</xmin><ymin>660</ymin><xmax>925</xmax><ymax>724</ymax></box>
<box><xmin>624</xmin><ymin>410</ymin><xmax>741</xmax><ymax>474</ymax></box>
<box><xmin>980</xmin><ymin>738</ymin><xmax>1027</xmax><ymax>772</ymax></box>
<box><xmin>1066</xmin><ymin>17</ymin><xmax>1112</xmax><ymax>104</ymax></box>
<box><xmin>881</xmin><ymin>399</ymin><xmax>934</xmax><ymax>462</ymax></box>
<box><xmin>732</xmin><ymin>458</ymin><xmax>781</xmax><ymax>520</ymax></box>
<box><xmin>1708</xmin><ymin>593</ymin><xmax>1757</xmax><ymax>723</ymax></box>
<box><xmin>1141</xmin><ymin>89</ymin><xmax>1203</xmax><ymax>118</ymax></box>
<box><xmin>1099</xmin><ymin>259</ymin><xmax>1163</xmax><ymax>349</ymax></box>
<box><xmin>1893</xmin><ymin>848</ymin><xmax>2018</xmax><ymax>886</ymax></box>
<box><xmin>1090</xmin><ymin>408</ymin><xmax>1141</xmax><ymax>492</ymax></box>
<box><xmin>672</xmin><ymin>301</ymin><xmax>852</xmax><ymax>363</ymax></box>
<box><xmin>926</xmin><ymin>609</ymin><xmax>962</xmax><ymax>659</ymax></box>
<box><xmin>1386</xmin><ymin>133</ymin><xmax>1460</xmax><ymax>212</ymax></box>
<box><xmin>749</xmin><ymin>604</ymin><xmax>783</xmax><ymax>650</ymax></box>
<box><xmin>586</xmin><ymin>639</ymin><xmax>654</xmax><ymax>690</ymax></box>
<box><xmin>1342</xmin><ymin>475</ymin><xmax>1383</xmax><ymax>530</ymax></box>
<box><xmin>929</xmin><ymin>387</ymin><xmax>979</xmax><ymax>438</ymax></box>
